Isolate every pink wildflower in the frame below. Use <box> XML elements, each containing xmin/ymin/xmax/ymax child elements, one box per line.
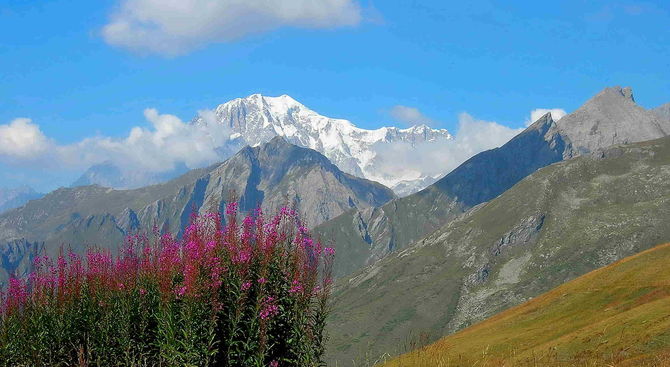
<box><xmin>289</xmin><ymin>280</ymin><xmax>303</xmax><ymax>294</ymax></box>
<box><xmin>225</xmin><ymin>202</ymin><xmax>239</xmax><ymax>216</ymax></box>
<box><xmin>259</xmin><ymin>296</ymin><xmax>279</xmax><ymax>320</ymax></box>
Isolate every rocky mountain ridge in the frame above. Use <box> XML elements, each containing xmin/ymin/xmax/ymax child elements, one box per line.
<box><xmin>316</xmin><ymin>86</ymin><xmax>670</xmax><ymax>278</ymax></box>
<box><xmin>0</xmin><ymin>138</ymin><xmax>395</xmax><ymax>282</ymax></box>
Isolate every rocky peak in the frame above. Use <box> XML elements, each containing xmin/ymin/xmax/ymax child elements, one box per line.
<box><xmin>621</xmin><ymin>86</ymin><xmax>634</xmax><ymax>101</ymax></box>
<box><xmin>555</xmin><ymin>86</ymin><xmax>669</xmax><ymax>154</ymax></box>
<box><xmin>259</xmin><ymin>135</ymin><xmax>293</xmax><ymax>151</ymax></box>
<box><xmin>597</xmin><ymin>86</ymin><xmax>635</xmax><ymax>101</ymax></box>
<box><xmin>526</xmin><ymin>111</ymin><xmax>554</xmax><ymax>131</ymax></box>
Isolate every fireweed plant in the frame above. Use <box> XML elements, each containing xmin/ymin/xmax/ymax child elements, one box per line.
<box><xmin>0</xmin><ymin>203</ymin><xmax>335</xmax><ymax>367</ymax></box>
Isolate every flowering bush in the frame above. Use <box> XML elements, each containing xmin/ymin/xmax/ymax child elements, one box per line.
<box><xmin>0</xmin><ymin>203</ymin><xmax>334</xmax><ymax>367</ymax></box>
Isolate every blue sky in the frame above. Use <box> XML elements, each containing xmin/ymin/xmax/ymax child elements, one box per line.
<box><xmin>1</xmin><ymin>0</ymin><xmax>669</xmax><ymax>191</ymax></box>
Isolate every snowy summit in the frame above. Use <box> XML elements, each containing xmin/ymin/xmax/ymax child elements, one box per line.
<box><xmin>192</xmin><ymin>94</ymin><xmax>453</xmax><ymax>195</ymax></box>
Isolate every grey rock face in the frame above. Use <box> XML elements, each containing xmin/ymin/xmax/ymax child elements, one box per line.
<box><xmin>653</xmin><ymin>102</ymin><xmax>670</xmax><ymax>122</ymax></box>
<box><xmin>0</xmin><ymin>138</ymin><xmax>395</xmax><ymax>283</ymax></box>
<box><xmin>556</xmin><ymin>86</ymin><xmax>670</xmax><ymax>154</ymax></box>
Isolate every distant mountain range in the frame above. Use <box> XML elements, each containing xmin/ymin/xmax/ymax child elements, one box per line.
<box><xmin>0</xmin><ymin>186</ymin><xmax>42</xmax><ymax>214</ymax></box>
<box><xmin>75</xmin><ymin>94</ymin><xmax>453</xmax><ymax>195</ymax></box>
<box><xmin>316</xmin><ymin>86</ymin><xmax>670</xmax><ymax>278</ymax></box>
<box><xmin>0</xmin><ymin>137</ymin><xmax>394</xmax><ymax>282</ymax></box>
<box><xmin>72</xmin><ymin>161</ymin><xmax>190</xmax><ymax>189</ymax></box>
<box><xmin>326</xmin><ymin>134</ymin><xmax>670</xmax><ymax>365</ymax></box>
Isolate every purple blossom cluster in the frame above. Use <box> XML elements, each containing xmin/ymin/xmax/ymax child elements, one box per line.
<box><xmin>0</xmin><ymin>203</ymin><xmax>335</xmax><ymax>366</ymax></box>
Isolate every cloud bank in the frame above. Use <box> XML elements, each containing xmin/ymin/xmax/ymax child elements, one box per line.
<box><xmin>0</xmin><ymin>110</ymin><xmax>231</xmax><ymax>174</ymax></box>
<box><xmin>0</xmin><ymin>118</ymin><xmax>52</xmax><ymax>159</ymax></box>
<box><xmin>1</xmin><ymin>107</ymin><xmax>546</xmax><ymax>191</ymax></box>
<box><xmin>102</xmin><ymin>0</ymin><xmax>362</xmax><ymax>55</ymax></box>
<box><xmin>370</xmin><ymin>113</ymin><xmax>525</xmax><ymax>183</ymax></box>
<box><xmin>390</xmin><ymin>105</ymin><xmax>436</xmax><ymax>126</ymax></box>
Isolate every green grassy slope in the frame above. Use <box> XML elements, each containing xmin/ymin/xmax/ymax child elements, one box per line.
<box><xmin>384</xmin><ymin>242</ymin><xmax>670</xmax><ymax>366</ymax></box>
<box><xmin>326</xmin><ymin>136</ymin><xmax>670</xmax><ymax>366</ymax></box>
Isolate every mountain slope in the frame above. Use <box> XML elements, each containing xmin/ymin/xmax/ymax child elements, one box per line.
<box><xmin>384</xmin><ymin>243</ymin><xmax>670</xmax><ymax>367</ymax></box>
<box><xmin>317</xmin><ymin>86</ymin><xmax>670</xmax><ymax>278</ymax></box>
<box><xmin>72</xmin><ymin>161</ymin><xmax>190</xmax><ymax>189</ymax></box>
<box><xmin>654</xmin><ymin>102</ymin><xmax>670</xmax><ymax>122</ymax></box>
<box><xmin>326</xmin><ymin>136</ymin><xmax>670</xmax><ymax>365</ymax></box>
<box><xmin>0</xmin><ymin>186</ymin><xmax>43</xmax><ymax>214</ymax></box>
<box><xmin>0</xmin><ymin>138</ymin><xmax>395</xmax><ymax>282</ymax></box>
<box><xmin>192</xmin><ymin>94</ymin><xmax>453</xmax><ymax>194</ymax></box>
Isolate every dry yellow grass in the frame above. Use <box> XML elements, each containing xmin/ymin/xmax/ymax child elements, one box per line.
<box><xmin>383</xmin><ymin>243</ymin><xmax>670</xmax><ymax>367</ymax></box>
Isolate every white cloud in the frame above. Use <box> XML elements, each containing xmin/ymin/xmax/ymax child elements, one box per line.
<box><xmin>0</xmin><ymin>118</ymin><xmax>52</xmax><ymax>159</ymax></box>
<box><xmin>369</xmin><ymin>113</ymin><xmax>524</xmax><ymax>184</ymax></box>
<box><xmin>390</xmin><ymin>105</ymin><xmax>436</xmax><ymax>126</ymax></box>
<box><xmin>102</xmin><ymin>0</ymin><xmax>362</xmax><ymax>56</ymax></box>
<box><xmin>0</xmin><ymin>110</ymin><xmax>233</xmax><ymax>174</ymax></box>
<box><xmin>526</xmin><ymin>108</ymin><xmax>567</xmax><ymax>127</ymax></box>
<box><xmin>0</xmin><ymin>109</ymin><xmax>529</xmax><ymax>192</ymax></box>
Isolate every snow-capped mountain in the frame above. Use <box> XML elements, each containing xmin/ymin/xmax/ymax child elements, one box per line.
<box><xmin>192</xmin><ymin>94</ymin><xmax>452</xmax><ymax>195</ymax></box>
